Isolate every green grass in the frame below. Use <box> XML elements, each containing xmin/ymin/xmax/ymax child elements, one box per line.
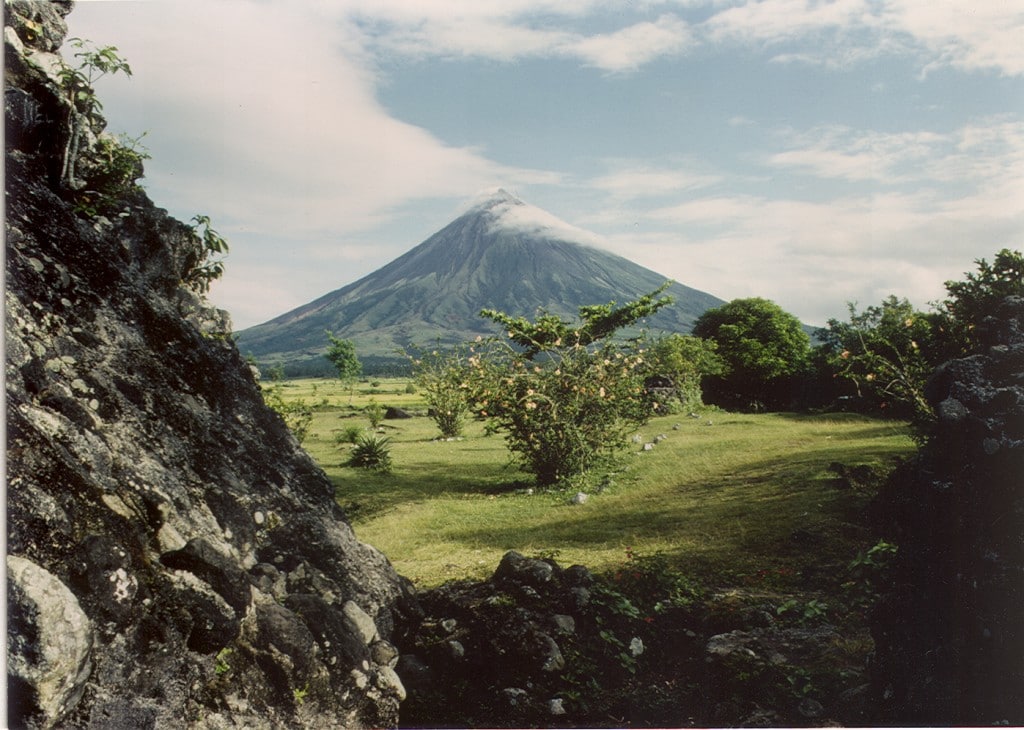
<box><xmin>281</xmin><ymin>377</ymin><xmax>915</xmax><ymax>589</ymax></box>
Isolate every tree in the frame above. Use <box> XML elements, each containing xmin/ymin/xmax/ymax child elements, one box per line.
<box><xmin>818</xmin><ymin>296</ymin><xmax>936</xmax><ymax>423</ymax></box>
<box><xmin>645</xmin><ymin>334</ymin><xmax>725</xmax><ymax>412</ymax></box>
<box><xmin>325</xmin><ymin>332</ymin><xmax>361</xmax><ymax>402</ymax></box>
<box><xmin>936</xmin><ymin>248</ymin><xmax>1024</xmax><ymax>357</ymax></box>
<box><xmin>467</xmin><ymin>286</ymin><xmax>673</xmax><ymax>486</ymax></box>
<box><xmin>692</xmin><ymin>297</ymin><xmax>810</xmax><ymax>410</ymax></box>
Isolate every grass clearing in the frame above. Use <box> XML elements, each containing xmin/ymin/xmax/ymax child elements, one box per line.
<box><xmin>281</xmin><ymin>377</ymin><xmax>915</xmax><ymax>589</ymax></box>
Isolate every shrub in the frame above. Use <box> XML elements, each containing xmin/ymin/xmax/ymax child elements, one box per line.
<box><xmin>346</xmin><ymin>434</ymin><xmax>392</xmax><ymax>473</ymax></box>
<box><xmin>409</xmin><ymin>345</ymin><xmax>473</xmax><ymax>439</ymax></box>
<box><xmin>466</xmin><ymin>286</ymin><xmax>672</xmax><ymax>486</ymax></box>
<box><xmin>365</xmin><ymin>400</ymin><xmax>385</xmax><ymax>429</ymax></box>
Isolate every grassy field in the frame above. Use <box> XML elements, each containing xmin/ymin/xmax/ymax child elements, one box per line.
<box><xmin>275</xmin><ymin>377</ymin><xmax>915</xmax><ymax>589</ymax></box>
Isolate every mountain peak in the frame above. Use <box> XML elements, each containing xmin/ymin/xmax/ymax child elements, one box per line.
<box><xmin>463</xmin><ymin>189</ymin><xmax>602</xmax><ymax>247</ymax></box>
<box><xmin>467</xmin><ymin>187</ymin><xmax>525</xmax><ymax>212</ymax></box>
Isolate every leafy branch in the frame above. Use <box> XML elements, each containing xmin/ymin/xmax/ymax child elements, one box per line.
<box><xmin>182</xmin><ymin>215</ymin><xmax>230</xmax><ymax>294</ymax></box>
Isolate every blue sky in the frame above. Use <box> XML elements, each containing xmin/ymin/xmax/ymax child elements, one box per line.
<box><xmin>68</xmin><ymin>1</ymin><xmax>1023</xmax><ymax>330</ymax></box>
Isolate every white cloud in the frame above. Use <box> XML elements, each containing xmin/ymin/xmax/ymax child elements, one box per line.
<box><xmin>590</xmin><ymin>116</ymin><xmax>1024</xmax><ymax>324</ymax></box>
<box><xmin>702</xmin><ymin>0</ymin><xmax>1024</xmax><ymax>76</ymax></box>
<box><xmin>590</xmin><ymin>161</ymin><xmax>722</xmax><ymax>200</ymax></box>
<box><xmin>881</xmin><ymin>1</ymin><xmax>1024</xmax><ymax>76</ymax></box>
<box><xmin>570</xmin><ymin>14</ymin><xmax>693</xmax><ymax>71</ymax></box>
<box><xmin>768</xmin><ymin>120</ymin><xmax>1024</xmax><ymax>195</ymax></box>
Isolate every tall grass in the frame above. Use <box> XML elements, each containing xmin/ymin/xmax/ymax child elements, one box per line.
<box><xmin>287</xmin><ymin>378</ymin><xmax>915</xmax><ymax>588</ymax></box>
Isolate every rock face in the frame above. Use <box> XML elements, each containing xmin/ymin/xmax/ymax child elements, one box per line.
<box><xmin>5</xmin><ymin>4</ymin><xmax>416</xmax><ymax>727</ymax></box>
<box><xmin>869</xmin><ymin>296</ymin><xmax>1024</xmax><ymax>725</ymax></box>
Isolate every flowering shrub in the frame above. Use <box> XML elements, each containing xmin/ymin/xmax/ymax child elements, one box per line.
<box><xmin>465</xmin><ymin>286</ymin><xmax>672</xmax><ymax>486</ymax></box>
<box><xmin>820</xmin><ymin>296</ymin><xmax>936</xmax><ymax>424</ymax></box>
<box><xmin>468</xmin><ymin>339</ymin><xmax>654</xmax><ymax>485</ymax></box>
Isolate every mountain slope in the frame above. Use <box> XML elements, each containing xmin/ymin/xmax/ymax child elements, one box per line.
<box><xmin>237</xmin><ymin>190</ymin><xmax>724</xmax><ymax>368</ymax></box>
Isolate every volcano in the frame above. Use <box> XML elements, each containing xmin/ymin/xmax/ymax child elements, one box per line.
<box><xmin>236</xmin><ymin>190</ymin><xmax>724</xmax><ymax>372</ymax></box>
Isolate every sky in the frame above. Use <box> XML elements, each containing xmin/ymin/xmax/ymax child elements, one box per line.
<box><xmin>67</xmin><ymin>0</ymin><xmax>1024</xmax><ymax>330</ymax></box>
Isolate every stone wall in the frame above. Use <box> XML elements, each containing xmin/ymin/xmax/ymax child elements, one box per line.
<box><xmin>5</xmin><ymin>2</ymin><xmax>416</xmax><ymax>727</ymax></box>
<box><xmin>869</xmin><ymin>296</ymin><xmax>1024</xmax><ymax>724</ymax></box>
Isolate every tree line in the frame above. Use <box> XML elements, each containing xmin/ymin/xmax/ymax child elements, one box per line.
<box><xmin>304</xmin><ymin>248</ymin><xmax>1022</xmax><ymax>488</ymax></box>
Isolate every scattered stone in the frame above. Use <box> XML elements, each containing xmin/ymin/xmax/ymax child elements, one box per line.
<box><xmin>447</xmin><ymin>640</ymin><xmax>465</xmax><ymax>660</ymax></box>
<box><xmin>549</xmin><ymin>698</ymin><xmax>567</xmax><ymax>715</ymax></box>
<box><xmin>570</xmin><ymin>491</ymin><xmax>589</xmax><ymax>505</ymax></box>
<box><xmin>503</xmin><ymin>687</ymin><xmax>528</xmax><ymax>706</ymax></box>
<box><xmin>629</xmin><ymin>637</ymin><xmax>645</xmax><ymax>657</ymax></box>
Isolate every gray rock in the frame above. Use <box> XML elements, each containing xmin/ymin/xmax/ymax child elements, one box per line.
<box><xmin>7</xmin><ymin>555</ymin><xmax>94</xmax><ymax>728</ymax></box>
<box><xmin>447</xmin><ymin>640</ymin><xmax>465</xmax><ymax>660</ymax></box>
<box><xmin>343</xmin><ymin>600</ymin><xmax>380</xmax><ymax>646</ymax></box>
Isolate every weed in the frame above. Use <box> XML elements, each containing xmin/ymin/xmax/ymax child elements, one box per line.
<box><xmin>337</xmin><ymin>424</ymin><xmax>365</xmax><ymax>444</ymax></box>
<box><xmin>215</xmin><ymin>647</ymin><xmax>233</xmax><ymax>676</ymax></box>
<box><xmin>776</xmin><ymin>598</ymin><xmax>829</xmax><ymax>624</ymax></box>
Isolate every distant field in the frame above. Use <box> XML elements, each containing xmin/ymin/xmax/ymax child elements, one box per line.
<box><xmin>276</xmin><ymin>377</ymin><xmax>915</xmax><ymax>589</ymax></box>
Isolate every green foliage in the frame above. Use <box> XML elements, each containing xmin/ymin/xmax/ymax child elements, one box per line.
<box><xmin>72</xmin><ymin>132</ymin><xmax>150</xmax><ymax>217</ymax></box>
<box><xmin>464</xmin><ymin>288</ymin><xmax>671</xmax><ymax>486</ymax></box>
<box><xmin>843</xmin><ymin>539</ymin><xmax>898</xmax><ymax>611</ymax></box>
<box><xmin>58</xmin><ymin>38</ymin><xmax>133</xmax><ymax>130</ymax></box>
<box><xmin>365</xmin><ymin>399</ymin><xmax>385</xmax><ymax>429</ymax></box>
<box><xmin>182</xmin><ymin>214</ymin><xmax>229</xmax><ymax>294</ymax></box>
<box><xmin>937</xmin><ymin>248</ymin><xmax>1024</xmax><ymax>356</ymax></box>
<box><xmin>693</xmin><ymin>298</ymin><xmax>810</xmax><ymax>410</ymax></box>
<box><xmin>325</xmin><ymin>332</ymin><xmax>361</xmax><ymax>401</ymax></box>
<box><xmin>346</xmin><ymin>434</ymin><xmax>393</xmax><ymax>473</ymax></box>
<box><xmin>57</xmin><ymin>39</ymin><xmax>147</xmax><ymax>209</ymax></box>
<box><xmin>214</xmin><ymin>647</ymin><xmax>233</xmax><ymax>676</ymax></box>
<box><xmin>776</xmin><ymin>598</ymin><xmax>829</xmax><ymax>625</ymax></box>
<box><xmin>609</xmin><ymin>548</ymin><xmax>705</xmax><ymax>614</ymax></box>
<box><xmin>409</xmin><ymin>345</ymin><xmax>473</xmax><ymax>438</ymax></box>
<box><xmin>337</xmin><ymin>424</ymin><xmax>365</xmax><ymax>444</ymax></box>
<box><xmin>261</xmin><ymin>367</ymin><xmax>313</xmax><ymax>444</ymax></box>
<box><xmin>480</xmin><ymin>282</ymin><xmax>672</xmax><ymax>359</ymax></box>
<box><xmin>645</xmin><ymin>334</ymin><xmax>725</xmax><ymax>412</ymax></box>
<box><xmin>819</xmin><ymin>297</ymin><xmax>935</xmax><ymax>424</ymax></box>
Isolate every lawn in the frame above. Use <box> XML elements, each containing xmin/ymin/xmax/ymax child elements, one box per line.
<box><xmin>278</xmin><ymin>377</ymin><xmax>915</xmax><ymax>589</ymax></box>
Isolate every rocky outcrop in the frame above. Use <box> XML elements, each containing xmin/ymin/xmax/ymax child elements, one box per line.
<box><xmin>5</xmin><ymin>3</ymin><xmax>416</xmax><ymax>727</ymax></box>
<box><xmin>869</xmin><ymin>296</ymin><xmax>1024</xmax><ymax>725</ymax></box>
<box><xmin>398</xmin><ymin>550</ymin><xmax>871</xmax><ymax>728</ymax></box>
